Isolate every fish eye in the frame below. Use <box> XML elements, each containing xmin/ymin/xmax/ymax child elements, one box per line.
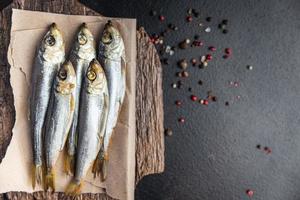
<box><xmin>102</xmin><ymin>32</ymin><xmax>113</xmax><ymax>44</ymax></box>
<box><xmin>87</xmin><ymin>70</ymin><xmax>96</xmax><ymax>81</ymax></box>
<box><xmin>58</xmin><ymin>69</ymin><xmax>67</xmax><ymax>80</ymax></box>
<box><xmin>78</xmin><ymin>33</ymin><xmax>87</xmax><ymax>45</ymax></box>
<box><xmin>45</xmin><ymin>35</ymin><xmax>56</xmax><ymax>46</ymax></box>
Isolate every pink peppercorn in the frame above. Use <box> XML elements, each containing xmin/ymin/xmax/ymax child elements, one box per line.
<box><xmin>225</xmin><ymin>48</ymin><xmax>232</xmax><ymax>55</ymax></box>
<box><xmin>159</xmin><ymin>15</ymin><xmax>165</xmax><ymax>21</ymax></box>
<box><xmin>191</xmin><ymin>95</ymin><xmax>197</xmax><ymax>101</ymax></box>
<box><xmin>203</xmin><ymin>100</ymin><xmax>209</xmax><ymax>105</ymax></box>
<box><xmin>206</xmin><ymin>54</ymin><xmax>212</xmax><ymax>61</ymax></box>
<box><xmin>246</xmin><ymin>189</ymin><xmax>254</xmax><ymax>197</ymax></box>
<box><xmin>178</xmin><ymin>117</ymin><xmax>185</xmax><ymax>123</ymax></box>
<box><xmin>186</xmin><ymin>16</ymin><xmax>193</xmax><ymax>22</ymax></box>
<box><xmin>175</xmin><ymin>100</ymin><xmax>182</xmax><ymax>106</ymax></box>
<box><xmin>209</xmin><ymin>46</ymin><xmax>216</xmax><ymax>51</ymax></box>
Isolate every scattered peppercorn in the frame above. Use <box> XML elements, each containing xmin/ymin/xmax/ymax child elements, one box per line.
<box><xmin>159</xmin><ymin>15</ymin><xmax>165</xmax><ymax>21</ymax></box>
<box><xmin>225</xmin><ymin>48</ymin><xmax>232</xmax><ymax>55</ymax></box>
<box><xmin>222</xmin><ymin>19</ymin><xmax>228</xmax><ymax>25</ymax></box>
<box><xmin>205</xmin><ymin>27</ymin><xmax>211</xmax><ymax>32</ymax></box>
<box><xmin>175</xmin><ymin>100</ymin><xmax>182</xmax><ymax>106</ymax></box>
<box><xmin>191</xmin><ymin>95</ymin><xmax>197</xmax><ymax>101</ymax></box>
<box><xmin>247</xmin><ymin>65</ymin><xmax>253</xmax><ymax>70</ymax></box>
<box><xmin>206</xmin><ymin>54</ymin><xmax>213</xmax><ymax>61</ymax></box>
<box><xmin>206</xmin><ymin>17</ymin><xmax>212</xmax><ymax>22</ymax></box>
<box><xmin>222</xmin><ymin>29</ymin><xmax>228</xmax><ymax>34</ymax></box>
<box><xmin>165</xmin><ymin>128</ymin><xmax>173</xmax><ymax>136</ymax></box>
<box><xmin>198</xmin><ymin>80</ymin><xmax>203</xmax><ymax>85</ymax></box>
<box><xmin>178</xmin><ymin>117</ymin><xmax>185</xmax><ymax>123</ymax></box>
<box><xmin>191</xmin><ymin>58</ymin><xmax>197</xmax><ymax>66</ymax></box>
<box><xmin>209</xmin><ymin>46</ymin><xmax>217</xmax><ymax>51</ymax></box>
<box><xmin>162</xmin><ymin>58</ymin><xmax>169</xmax><ymax>65</ymax></box>
<box><xmin>218</xmin><ymin>23</ymin><xmax>226</xmax><ymax>29</ymax></box>
<box><xmin>186</xmin><ymin>16</ymin><xmax>193</xmax><ymax>22</ymax></box>
<box><xmin>225</xmin><ymin>101</ymin><xmax>229</xmax><ymax>106</ymax></box>
<box><xmin>256</xmin><ymin>144</ymin><xmax>261</xmax><ymax>149</ymax></box>
<box><xmin>150</xmin><ymin>10</ymin><xmax>157</xmax><ymax>16</ymax></box>
<box><xmin>187</xmin><ymin>8</ymin><xmax>193</xmax><ymax>15</ymax></box>
<box><xmin>246</xmin><ymin>189</ymin><xmax>254</xmax><ymax>197</ymax></box>
<box><xmin>188</xmin><ymin>87</ymin><xmax>192</xmax><ymax>92</ymax></box>
<box><xmin>182</xmin><ymin>71</ymin><xmax>189</xmax><ymax>77</ymax></box>
<box><xmin>178</xmin><ymin>59</ymin><xmax>188</xmax><ymax>69</ymax></box>
<box><xmin>211</xmin><ymin>96</ymin><xmax>217</xmax><ymax>102</ymax></box>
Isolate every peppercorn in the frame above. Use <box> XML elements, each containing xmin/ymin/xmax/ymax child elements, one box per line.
<box><xmin>182</xmin><ymin>71</ymin><xmax>189</xmax><ymax>77</ymax></box>
<box><xmin>178</xmin><ymin>59</ymin><xmax>188</xmax><ymax>69</ymax></box>
<box><xmin>159</xmin><ymin>15</ymin><xmax>165</xmax><ymax>21</ymax></box>
<box><xmin>164</xmin><ymin>129</ymin><xmax>173</xmax><ymax>136</ymax></box>
<box><xmin>191</xmin><ymin>95</ymin><xmax>197</xmax><ymax>101</ymax></box>
<box><xmin>186</xmin><ymin>16</ymin><xmax>193</xmax><ymax>22</ymax></box>
<box><xmin>178</xmin><ymin>117</ymin><xmax>185</xmax><ymax>123</ymax></box>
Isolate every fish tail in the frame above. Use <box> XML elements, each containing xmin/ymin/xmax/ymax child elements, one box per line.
<box><xmin>65</xmin><ymin>153</ymin><xmax>75</xmax><ymax>175</ymax></box>
<box><xmin>32</xmin><ymin>164</ymin><xmax>44</xmax><ymax>189</ymax></box>
<box><xmin>65</xmin><ymin>179</ymin><xmax>83</xmax><ymax>196</ymax></box>
<box><xmin>45</xmin><ymin>168</ymin><xmax>55</xmax><ymax>192</ymax></box>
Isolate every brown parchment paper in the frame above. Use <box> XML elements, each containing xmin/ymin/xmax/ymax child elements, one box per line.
<box><xmin>0</xmin><ymin>9</ymin><xmax>136</xmax><ymax>200</ymax></box>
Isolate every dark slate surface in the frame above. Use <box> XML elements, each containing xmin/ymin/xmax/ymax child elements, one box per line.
<box><xmin>82</xmin><ymin>0</ymin><xmax>300</xmax><ymax>199</ymax></box>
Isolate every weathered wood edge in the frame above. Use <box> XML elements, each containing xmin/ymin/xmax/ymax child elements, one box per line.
<box><xmin>0</xmin><ymin>0</ymin><xmax>165</xmax><ymax>199</ymax></box>
<box><xmin>135</xmin><ymin>27</ymin><xmax>165</xmax><ymax>184</ymax></box>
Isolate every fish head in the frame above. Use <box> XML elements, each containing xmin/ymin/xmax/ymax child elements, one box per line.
<box><xmin>73</xmin><ymin>23</ymin><xmax>96</xmax><ymax>60</ymax></box>
<box><xmin>99</xmin><ymin>20</ymin><xmax>125</xmax><ymax>60</ymax></box>
<box><xmin>41</xmin><ymin>23</ymin><xmax>65</xmax><ymax>63</ymax></box>
<box><xmin>55</xmin><ymin>61</ymin><xmax>76</xmax><ymax>95</ymax></box>
<box><xmin>86</xmin><ymin>59</ymin><xmax>106</xmax><ymax>95</ymax></box>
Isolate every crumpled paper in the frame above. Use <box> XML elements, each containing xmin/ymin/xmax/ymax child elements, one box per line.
<box><xmin>0</xmin><ymin>9</ymin><xmax>136</xmax><ymax>200</ymax></box>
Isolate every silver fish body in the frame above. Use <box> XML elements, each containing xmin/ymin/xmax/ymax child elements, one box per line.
<box><xmin>30</xmin><ymin>23</ymin><xmax>65</xmax><ymax>188</ymax></box>
<box><xmin>66</xmin><ymin>59</ymin><xmax>109</xmax><ymax>195</ymax></box>
<box><xmin>66</xmin><ymin>23</ymin><xmax>96</xmax><ymax>174</ymax></box>
<box><xmin>97</xmin><ymin>21</ymin><xmax>126</xmax><ymax>180</ymax></box>
<box><xmin>44</xmin><ymin>61</ymin><xmax>76</xmax><ymax>191</ymax></box>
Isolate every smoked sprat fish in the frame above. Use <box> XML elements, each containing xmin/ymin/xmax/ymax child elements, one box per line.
<box><xmin>66</xmin><ymin>59</ymin><xmax>109</xmax><ymax>195</ymax></box>
<box><xmin>66</xmin><ymin>23</ymin><xmax>96</xmax><ymax>175</ymax></box>
<box><xmin>44</xmin><ymin>61</ymin><xmax>76</xmax><ymax>191</ymax></box>
<box><xmin>30</xmin><ymin>23</ymin><xmax>65</xmax><ymax>189</ymax></box>
<box><xmin>96</xmin><ymin>20</ymin><xmax>126</xmax><ymax>181</ymax></box>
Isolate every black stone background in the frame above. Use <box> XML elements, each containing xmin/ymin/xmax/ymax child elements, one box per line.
<box><xmin>3</xmin><ymin>0</ymin><xmax>300</xmax><ymax>199</ymax></box>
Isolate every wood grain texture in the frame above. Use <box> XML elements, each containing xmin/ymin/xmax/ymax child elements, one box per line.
<box><xmin>135</xmin><ymin>27</ymin><xmax>165</xmax><ymax>184</ymax></box>
<box><xmin>0</xmin><ymin>0</ymin><xmax>164</xmax><ymax>199</ymax></box>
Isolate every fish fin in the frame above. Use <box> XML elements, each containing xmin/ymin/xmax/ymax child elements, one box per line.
<box><xmin>92</xmin><ymin>141</ymin><xmax>104</xmax><ymax>178</ymax></box>
<box><xmin>64</xmin><ymin>153</ymin><xmax>75</xmax><ymax>175</ymax></box>
<box><xmin>100</xmin><ymin>152</ymin><xmax>109</xmax><ymax>181</ymax></box>
<box><xmin>45</xmin><ymin>168</ymin><xmax>55</xmax><ymax>192</ymax></box>
<box><xmin>32</xmin><ymin>164</ymin><xmax>44</xmax><ymax>189</ymax></box>
<box><xmin>65</xmin><ymin>180</ymin><xmax>83</xmax><ymax>196</ymax></box>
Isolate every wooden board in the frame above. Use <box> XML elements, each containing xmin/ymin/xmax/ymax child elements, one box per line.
<box><xmin>0</xmin><ymin>0</ymin><xmax>164</xmax><ymax>199</ymax></box>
